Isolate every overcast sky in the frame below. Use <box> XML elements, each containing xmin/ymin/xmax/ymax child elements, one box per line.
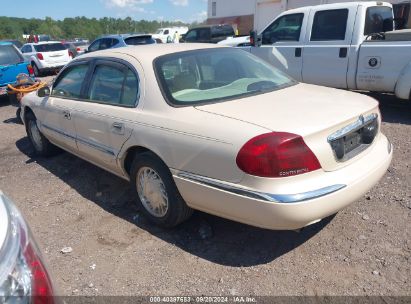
<box><xmin>1</xmin><ymin>0</ymin><xmax>208</xmax><ymax>22</ymax></box>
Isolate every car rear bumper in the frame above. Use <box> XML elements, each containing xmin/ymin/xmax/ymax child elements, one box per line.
<box><xmin>173</xmin><ymin>134</ymin><xmax>393</xmax><ymax>230</ymax></box>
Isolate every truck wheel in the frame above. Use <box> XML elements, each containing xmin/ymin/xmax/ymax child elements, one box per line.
<box><xmin>25</xmin><ymin>113</ymin><xmax>59</xmax><ymax>156</ymax></box>
<box><xmin>130</xmin><ymin>152</ymin><xmax>193</xmax><ymax>228</ymax></box>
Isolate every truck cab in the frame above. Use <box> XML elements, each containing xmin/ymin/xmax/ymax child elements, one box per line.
<box><xmin>249</xmin><ymin>2</ymin><xmax>394</xmax><ymax>89</ymax></box>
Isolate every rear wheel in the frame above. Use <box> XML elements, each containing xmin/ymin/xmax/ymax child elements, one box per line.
<box><xmin>130</xmin><ymin>152</ymin><xmax>193</xmax><ymax>228</ymax></box>
<box><xmin>26</xmin><ymin>113</ymin><xmax>59</xmax><ymax>156</ymax></box>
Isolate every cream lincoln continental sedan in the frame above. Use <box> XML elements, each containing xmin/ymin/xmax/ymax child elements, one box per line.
<box><xmin>20</xmin><ymin>44</ymin><xmax>393</xmax><ymax>230</ymax></box>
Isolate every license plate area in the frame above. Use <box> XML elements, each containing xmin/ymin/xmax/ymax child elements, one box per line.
<box><xmin>328</xmin><ymin>114</ymin><xmax>379</xmax><ymax>162</ymax></box>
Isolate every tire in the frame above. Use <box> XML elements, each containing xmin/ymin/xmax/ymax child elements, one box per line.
<box><xmin>32</xmin><ymin>63</ymin><xmax>41</xmax><ymax>77</ymax></box>
<box><xmin>130</xmin><ymin>152</ymin><xmax>193</xmax><ymax>228</ymax></box>
<box><xmin>25</xmin><ymin>113</ymin><xmax>59</xmax><ymax>157</ymax></box>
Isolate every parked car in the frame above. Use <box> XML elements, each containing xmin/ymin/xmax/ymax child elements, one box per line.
<box><xmin>86</xmin><ymin>34</ymin><xmax>156</xmax><ymax>53</ymax></box>
<box><xmin>153</xmin><ymin>27</ymin><xmax>189</xmax><ymax>43</ymax></box>
<box><xmin>73</xmin><ymin>41</ymin><xmax>89</xmax><ymax>56</ymax></box>
<box><xmin>20</xmin><ymin>44</ymin><xmax>392</xmax><ymax>230</ymax></box>
<box><xmin>220</xmin><ymin>1</ymin><xmax>411</xmax><ymax>101</ymax></box>
<box><xmin>21</xmin><ymin>41</ymin><xmax>71</xmax><ymax>76</ymax></box>
<box><xmin>63</xmin><ymin>42</ymin><xmax>78</xmax><ymax>58</ymax></box>
<box><xmin>181</xmin><ymin>24</ymin><xmax>235</xmax><ymax>43</ymax></box>
<box><xmin>0</xmin><ymin>191</ymin><xmax>55</xmax><ymax>301</ymax></box>
<box><xmin>0</xmin><ymin>42</ymin><xmax>34</xmax><ymax>101</ymax></box>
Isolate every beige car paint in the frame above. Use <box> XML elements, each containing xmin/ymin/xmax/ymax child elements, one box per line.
<box><xmin>21</xmin><ymin>44</ymin><xmax>392</xmax><ymax>230</ymax></box>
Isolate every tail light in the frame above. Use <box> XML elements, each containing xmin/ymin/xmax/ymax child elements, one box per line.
<box><xmin>76</xmin><ymin>47</ymin><xmax>81</xmax><ymax>51</ymax></box>
<box><xmin>0</xmin><ymin>192</ymin><xmax>55</xmax><ymax>304</ymax></box>
<box><xmin>236</xmin><ymin>132</ymin><xmax>321</xmax><ymax>178</ymax></box>
<box><xmin>68</xmin><ymin>51</ymin><xmax>73</xmax><ymax>58</ymax></box>
<box><xmin>27</xmin><ymin>65</ymin><xmax>34</xmax><ymax>76</ymax></box>
<box><xmin>36</xmin><ymin>53</ymin><xmax>44</xmax><ymax>60</ymax></box>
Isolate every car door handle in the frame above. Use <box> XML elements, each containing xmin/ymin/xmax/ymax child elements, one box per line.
<box><xmin>62</xmin><ymin>110</ymin><xmax>71</xmax><ymax>120</ymax></box>
<box><xmin>339</xmin><ymin>47</ymin><xmax>348</xmax><ymax>58</ymax></box>
<box><xmin>111</xmin><ymin>122</ymin><xmax>125</xmax><ymax>135</ymax></box>
<box><xmin>295</xmin><ymin>47</ymin><xmax>302</xmax><ymax>57</ymax></box>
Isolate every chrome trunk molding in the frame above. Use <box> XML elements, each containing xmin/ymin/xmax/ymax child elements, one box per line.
<box><xmin>177</xmin><ymin>172</ymin><xmax>346</xmax><ymax>204</ymax></box>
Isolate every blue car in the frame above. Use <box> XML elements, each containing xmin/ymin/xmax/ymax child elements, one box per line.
<box><xmin>0</xmin><ymin>42</ymin><xmax>33</xmax><ymax>101</ymax></box>
<box><xmin>86</xmin><ymin>34</ymin><xmax>156</xmax><ymax>53</ymax></box>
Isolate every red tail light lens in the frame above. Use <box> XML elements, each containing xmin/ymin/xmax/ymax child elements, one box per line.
<box><xmin>236</xmin><ymin>132</ymin><xmax>321</xmax><ymax>178</ymax></box>
<box><xmin>76</xmin><ymin>47</ymin><xmax>81</xmax><ymax>51</ymax></box>
<box><xmin>68</xmin><ymin>51</ymin><xmax>73</xmax><ymax>58</ymax></box>
<box><xmin>27</xmin><ymin>65</ymin><xmax>34</xmax><ymax>76</ymax></box>
<box><xmin>36</xmin><ymin>53</ymin><xmax>44</xmax><ymax>60</ymax></box>
<box><xmin>0</xmin><ymin>192</ymin><xmax>55</xmax><ymax>303</ymax></box>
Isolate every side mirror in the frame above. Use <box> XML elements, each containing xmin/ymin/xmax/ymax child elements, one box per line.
<box><xmin>250</xmin><ymin>30</ymin><xmax>262</xmax><ymax>47</ymax></box>
<box><xmin>37</xmin><ymin>86</ymin><xmax>50</xmax><ymax>97</ymax></box>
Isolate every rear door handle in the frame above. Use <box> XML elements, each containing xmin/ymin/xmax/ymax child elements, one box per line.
<box><xmin>339</xmin><ymin>47</ymin><xmax>348</xmax><ymax>58</ymax></box>
<box><xmin>111</xmin><ymin>122</ymin><xmax>125</xmax><ymax>135</ymax></box>
<box><xmin>295</xmin><ymin>47</ymin><xmax>302</xmax><ymax>57</ymax></box>
<box><xmin>62</xmin><ymin>110</ymin><xmax>71</xmax><ymax>120</ymax></box>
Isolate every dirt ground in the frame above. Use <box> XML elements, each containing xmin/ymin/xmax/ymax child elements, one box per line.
<box><xmin>0</xmin><ymin>81</ymin><xmax>410</xmax><ymax>297</ymax></box>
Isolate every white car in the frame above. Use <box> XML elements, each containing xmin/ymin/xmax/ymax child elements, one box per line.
<box><xmin>153</xmin><ymin>27</ymin><xmax>188</xmax><ymax>43</ymax></box>
<box><xmin>20</xmin><ymin>44</ymin><xmax>392</xmax><ymax>230</ymax></box>
<box><xmin>0</xmin><ymin>191</ymin><xmax>55</xmax><ymax>301</ymax></box>
<box><xmin>21</xmin><ymin>41</ymin><xmax>71</xmax><ymax>76</ymax></box>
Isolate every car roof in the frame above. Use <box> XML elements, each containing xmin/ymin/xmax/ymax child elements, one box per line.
<box><xmin>26</xmin><ymin>41</ymin><xmax>62</xmax><ymax>45</ymax></box>
<box><xmin>79</xmin><ymin>43</ymin><xmax>226</xmax><ymax>63</ymax></box>
<box><xmin>189</xmin><ymin>24</ymin><xmax>233</xmax><ymax>30</ymax></box>
<box><xmin>0</xmin><ymin>42</ymin><xmax>13</xmax><ymax>46</ymax></box>
<box><xmin>101</xmin><ymin>34</ymin><xmax>151</xmax><ymax>39</ymax></box>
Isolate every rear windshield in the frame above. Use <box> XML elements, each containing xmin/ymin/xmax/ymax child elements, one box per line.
<box><xmin>364</xmin><ymin>6</ymin><xmax>394</xmax><ymax>35</ymax></box>
<box><xmin>0</xmin><ymin>45</ymin><xmax>24</xmax><ymax>66</ymax></box>
<box><xmin>34</xmin><ymin>43</ymin><xmax>65</xmax><ymax>52</ymax></box>
<box><xmin>154</xmin><ymin>48</ymin><xmax>294</xmax><ymax>106</ymax></box>
<box><xmin>125</xmin><ymin>36</ymin><xmax>156</xmax><ymax>45</ymax></box>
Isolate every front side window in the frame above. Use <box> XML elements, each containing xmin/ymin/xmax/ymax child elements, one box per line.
<box><xmin>155</xmin><ymin>48</ymin><xmax>294</xmax><ymax>106</ymax></box>
<box><xmin>34</xmin><ymin>43</ymin><xmax>65</xmax><ymax>52</ymax></box>
<box><xmin>311</xmin><ymin>9</ymin><xmax>349</xmax><ymax>41</ymax></box>
<box><xmin>0</xmin><ymin>45</ymin><xmax>24</xmax><ymax>65</ymax></box>
<box><xmin>364</xmin><ymin>6</ymin><xmax>393</xmax><ymax>35</ymax></box>
<box><xmin>88</xmin><ymin>64</ymin><xmax>138</xmax><ymax>106</ymax></box>
<box><xmin>88</xmin><ymin>40</ymin><xmax>100</xmax><ymax>52</ymax></box>
<box><xmin>52</xmin><ymin>64</ymin><xmax>89</xmax><ymax>98</ymax></box>
<box><xmin>185</xmin><ymin>30</ymin><xmax>198</xmax><ymax>41</ymax></box>
<box><xmin>262</xmin><ymin>13</ymin><xmax>304</xmax><ymax>44</ymax></box>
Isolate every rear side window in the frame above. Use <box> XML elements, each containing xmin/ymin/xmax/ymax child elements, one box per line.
<box><xmin>364</xmin><ymin>6</ymin><xmax>394</xmax><ymax>35</ymax></box>
<box><xmin>311</xmin><ymin>9</ymin><xmax>349</xmax><ymax>41</ymax></box>
<box><xmin>0</xmin><ymin>45</ymin><xmax>24</xmax><ymax>65</ymax></box>
<box><xmin>52</xmin><ymin>64</ymin><xmax>89</xmax><ymax>98</ymax></box>
<box><xmin>34</xmin><ymin>43</ymin><xmax>65</xmax><ymax>52</ymax></box>
<box><xmin>125</xmin><ymin>36</ymin><xmax>156</xmax><ymax>45</ymax></box>
<box><xmin>88</xmin><ymin>64</ymin><xmax>138</xmax><ymax>107</ymax></box>
<box><xmin>211</xmin><ymin>25</ymin><xmax>234</xmax><ymax>38</ymax></box>
<box><xmin>262</xmin><ymin>13</ymin><xmax>304</xmax><ymax>44</ymax></box>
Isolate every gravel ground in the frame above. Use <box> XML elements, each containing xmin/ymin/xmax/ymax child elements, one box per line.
<box><xmin>0</xmin><ymin>81</ymin><xmax>410</xmax><ymax>297</ymax></box>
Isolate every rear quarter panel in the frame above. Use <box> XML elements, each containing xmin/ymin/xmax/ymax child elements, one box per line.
<box><xmin>357</xmin><ymin>41</ymin><xmax>411</xmax><ymax>93</ymax></box>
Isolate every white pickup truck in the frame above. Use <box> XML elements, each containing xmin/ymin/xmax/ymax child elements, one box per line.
<box><xmin>220</xmin><ymin>1</ymin><xmax>411</xmax><ymax>100</ymax></box>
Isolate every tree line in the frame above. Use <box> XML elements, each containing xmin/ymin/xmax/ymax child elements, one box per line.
<box><xmin>0</xmin><ymin>16</ymin><xmax>199</xmax><ymax>41</ymax></box>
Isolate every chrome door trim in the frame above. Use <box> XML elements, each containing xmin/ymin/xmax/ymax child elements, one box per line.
<box><xmin>177</xmin><ymin>172</ymin><xmax>346</xmax><ymax>204</ymax></box>
<box><xmin>76</xmin><ymin>135</ymin><xmax>116</xmax><ymax>156</ymax></box>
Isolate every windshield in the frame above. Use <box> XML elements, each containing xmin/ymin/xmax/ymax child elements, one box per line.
<box><xmin>34</xmin><ymin>43</ymin><xmax>65</xmax><ymax>52</ymax></box>
<box><xmin>156</xmin><ymin>29</ymin><xmax>164</xmax><ymax>34</ymax></box>
<box><xmin>154</xmin><ymin>48</ymin><xmax>295</xmax><ymax>106</ymax></box>
<box><xmin>0</xmin><ymin>45</ymin><xmax>24</xmax><ymax>66</ymax></box>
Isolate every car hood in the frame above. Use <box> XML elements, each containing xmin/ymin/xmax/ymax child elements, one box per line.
<box><xmin>0</xmin><ymin>192</ymin><xmax>9</xmax><ymax>251</ymax></box>
<box><xmin>195</xmin><ymin>83</ymin><xmax>379</xmax><ymax>137</ymax></box>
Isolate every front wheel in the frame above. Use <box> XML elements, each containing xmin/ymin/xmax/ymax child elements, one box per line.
<box><xmin>130</xmin><ymin>152</ymin><xmax>193</xmax><ymax>228</ymax></box>
<box><xmin>26</xmin><ymin>113</ymin><xmax>59</xmax><ymax>156</ymax></box>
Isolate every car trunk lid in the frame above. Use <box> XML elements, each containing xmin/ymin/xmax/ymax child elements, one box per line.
<box><xmin>195</xmin><ymin>83</ymin><xmax>380</xmax><ymax>172</ymax></box>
